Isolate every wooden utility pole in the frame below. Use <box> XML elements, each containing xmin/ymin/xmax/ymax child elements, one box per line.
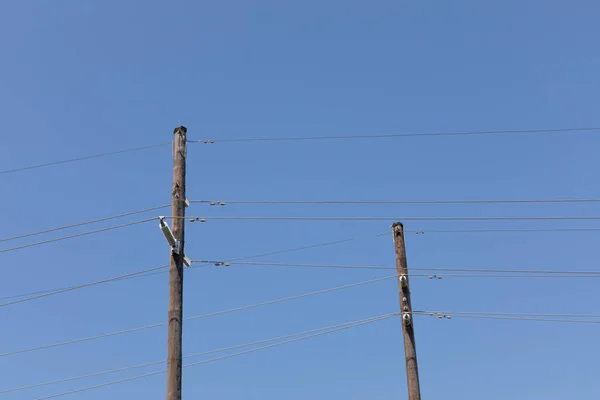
<box><xmin>166</xmin><ymin>126</ymin><xmax>187</xmax><ymax>400</ymax></box>
<box><xmin>392</xmin><ymin>222</ymin><xmax>422</xmax><ymax>400</ymax></box>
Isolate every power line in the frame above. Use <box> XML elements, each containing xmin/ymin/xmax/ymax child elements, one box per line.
<box><xmin>0</xmin><ymin>142</ymin><xmax>172</xmax><ymax>176</ymax></box>
<box><xmin>0</xmin><ymin>265</ymin><xmax>168</xmax><ymax>308</ymax></box>
<box><xmin>0</xmin><ymin>268</ymin><xmax>165</xmax><ymax>301</ymax></box>
<box><xmin>408</xmin><ymin>228</ymin><xmax>600</xmax><ymax>233</ymax></box>
<box><xmin>0</xmin><ymin>268</ymin><xmax>168</xmax><ymax>301</ymax></box>
<box><xmin>0</xmin><ymin>205</ymin><xmax>169</xmax><ymax>244</ymax></box>
<box><xmin>187</xmin><ymin>127</ymin><xmax>600</xmax><ymax>144</ymax></box>
<box><xmin>186</xmin><ymin>215</ymin><xmax>600</xmax><ymax>222</ymax></box>
<box><xmin>415</xmin><ymin>312</ymin><xmax>600</xmax><ymax>325</ymax></box>
<box><xmin>414</xmin><ymin>310</ymin><xmax>600</xmax><ymax>318</ymax></box>
<box><xmin>192</xmin><ymin>198</ymin><xmax>600</xmax><ymax>205</ymax></box>
<box><xmin>4</xmin><ymin>313</ymin><xmax>395</xmax><ymax>394</ymax></box>
<box><xmin>412</xmin><ymin>274</ymin><xmax>600</xmax><ymax>279</ymax></box>
<box><xmin>217</xmin><ymin>231</ymin><xmax>390</xmax><ymax>262</ymax></box>
<box><xmin>0</xmin><ymin>231</ymin><xmax>389</xmax><ymax>302</ymax></box>
<box><xmin>0</xmin><ymin>217</ymin><xmax>156</xmax><ymax>254</ymax></box>
<box><xmin>35</xmin><ymin>313</ymin><xmax>397</xmax><ymax>399</ymax></box>
<box><xmin>189</xmin><ymin>221</ymin><xmax>600</xmax><ymax>233</ymax></box>
<box><xmin>198</xmin><ymin>227</ymin><xmax>600</xmax><ymax>235</ymax></box>
<box><xmin>1</xmin><ymin>275</ymin><xmax>396</xmax><ymax>358</ymax></box>
<box><xmin>206</xmin><ymin>261</ymin><xmax>600</xmax><ymax>276</ymax></box>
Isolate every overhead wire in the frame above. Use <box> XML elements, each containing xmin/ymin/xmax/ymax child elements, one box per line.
<box><xmin>406</xmin><ymin>227</ymin><xmax>600</xmax><ymax>233</ymax></box>
<box><xmin>0</xmin><ymin>231</ymin><xmax>389</xmax><ymax>302</ymax></box>
<box><xmin>192</xmin><ymin>198</ymin><xmax>600</xmax><ymax>205</ymax></box>
<box><xmin>32</xmin><ymin>311</ymin><xmax>592</xmax><ymax>398</ymax></box>
<box><xmin>185</xmin><ymin>215</ymin><xmax>600</xmax><ymax>222</ymax></box>
<box><xmin>187</xmin><ymin>127</ymin><xmax>600</xmax><ymax>143</ymax></box>
<box><xmin>0</xmin><ymin>205</ymin><xmax>169</xmax><ymax>244</ymax></box>
<box><xmin>204</xmin><ymin>261</ymin><xmax>600</xmax><ymax>276</ymax></box>
<box><xmin>0</xmin><ymin>142</ymin><xmax>172</xmax><ymax>175</ymax></box>
<box><xmin>411</xmin><ymin>273</ymin><xmax>600</xmax><ymax>279</ymax></box>
<box><xmin>0</xmin><ymin>265</ymin><xmax>168</xmax><ymax>308</ymax></box>
<box><xmin>457</xmin><ymin>315</ymin><xmax>600</xmax><ymax>324</ymax></box>
<box><xmin>0</xmin><ymin>217</ymin><xmax>156</xmax><ymax>254</ymax></box>
<box><xmin>187</xmin><ymin>223</ymin><xmax>600</xmax><ymax>234</ymax></box>
<box><xmin>415</xmin><ymin>312</ymin><xmax>600</xmax><ymax>325</ymax></box>
<box><xmin>125</xmin><ymin>231</ymin><xmax>392</xmax><ymax>280</ymax></box>
<box><xmin>7</xmin><ymin>128</ymin><xmax>597</xmax><ymax>175</ymax></box>
<box><xmin>3</xmin><ymin>313</ymin><xmax>396</xmax><ymax>394</ymax></box>
<box><xmin>0</xmin><ymin>275</ymin><xmax>396</xmax><ymax>358</ymax></box>
<box><xmin>0</xmin><ymin>268</ymin><xmax>167</xmax><ymax>301</ymax></box>
<box><xmin>34</xmin><ymin>313</ymin><xmax>397</xmax><ymax>399</ymax></box>
<box><xmin>414</xmin><ymin>310</ymin><xmax>600</xmax><ymax>318</ymax></box>
<box><xmin>216</xmin><ymin>231</ymin><xmax>390</xmax><ymax>262</ymax></box>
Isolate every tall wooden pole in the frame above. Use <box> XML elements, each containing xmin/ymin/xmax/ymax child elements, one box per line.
<box><xmin>166</xmin><ymin>126</ymin><xmax>187</xmax><ymax>400</ymax></box>
<box><xmin>392</xmin><ymin>222</ymin><xmax>422</xmax><ymax>400</ymax></box>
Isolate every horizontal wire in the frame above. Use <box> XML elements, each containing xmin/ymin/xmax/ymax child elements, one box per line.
<box><xmin>187</xmin><ymin>127</ymin><xmax>600</xmax><ymax>143</ymax></box>
<box><xmin>5</xmin><ymin>313</ymin><xmax>395</xmax><ymax>394</ymax></box>
<box><xmin>408</xmin><ymin>227</ymin><xmax>600</xmax><ymax>233</ymax></box>
<box><xmin>219</xmin><ymin>231</ymin><xmax>390</xmax><ymax>262</ymax></box>
<box><xmin>0</xmin><ymin>142</ymin><xmax>172</xmax><ymax>175</ymax></box>
<box><xmin>0</xmin><ymin>218</ymin><xmax>156</xmax><ymax>254</ymax></box>
<box><xmin>414</xmin><ymin>310</ymin><xmax>600</xmax><ymax>318</ymax></box>
<box><xmin>192</xmin><ymin>198</ymin><xmax>600</xmax><ymax>205</ymax></box>
<box><xmin>415</xmin><ymin>313</ymin><xmax>600</xmax><ymax>324</ymax></box>
<box><xmin>206</xmin><ymin>261</ymin><xmax>600</xmax><ymax>276</ymax></box>
<box><xmin>35</xmin><ymin>313</ymin><xmax>397</xmax><ymax>399</ymax></box>
<box><xmin>199</xmin><ymin>262</ymin><xmax>600</xmax><ymax>279</ymax></box>
<box><xmin>411</xmin><ymin>274</ymin><xmax>600</xmax><ymax>279</ymax></box>
<box><xmin>0</xmin><ymin>205</ymin><xmax>169</xmax><ymax>244</ymax></box>
<box><xmin>182</xmin><ymin>275</ymin><xmax>396</xmax><ymax>324</ymax></box>
<box><xmin>0</xmin><ymin>268</ymin><xmax>167</xmax><ymax>301</ymax></box>
<box><xmin>125</xmin><ymin>231</ymin><xmax>391</xmax><ymax>279</ymax></box>
<box><xmin>0</xmin><ymin>265</ymin><xmax>168</xmax><ymax>308</ymax></box>
<box><xmin>32</xmin><ymin>313</ymin><xmax>594</xmax><ymax>397</ymax></box>
<box><xmin>184</xmin><ymin>215</ymin><xmax>600</xmax><ymax>222</ymax></box>
<box><xmin>0</xmin><ymin>231</ymin><xmax>389</xmax><ymax>302</ymax></box>
<box><xmin>1</xmin><ymin>275</ymin><xmax>396</xmax><ymax>358</ymax></box>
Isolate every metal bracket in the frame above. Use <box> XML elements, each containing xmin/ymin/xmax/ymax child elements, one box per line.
<box><xmin>172</xmin><ymin>240</ymin><xmax>181</xmax><ymax>255</ymax></box>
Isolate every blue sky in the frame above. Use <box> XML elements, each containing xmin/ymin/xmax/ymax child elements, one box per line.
<box><xmin>1</xmin><ymin>1</ymin><xmax>600</xmax><ymax>399</ymax></box>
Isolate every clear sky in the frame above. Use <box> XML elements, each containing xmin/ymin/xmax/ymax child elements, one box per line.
<box><xmin>1</xmin><ymin>1</ymin><xmax>600</xmax><ymax>399</ymax></box>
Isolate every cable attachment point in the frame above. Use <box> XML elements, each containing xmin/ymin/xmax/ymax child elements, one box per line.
<box><xmin>213</xmin><ymin>262</ymin><xmax>231</xmax><ymax>267</ymax></box>
<box><xmin>399</xmin><ymin>275</ymin><xmax>408</xmax><ymax>287</ymax></box>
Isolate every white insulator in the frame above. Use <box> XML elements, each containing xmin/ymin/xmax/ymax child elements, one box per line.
<box><xmin>399</xmin><ymin>275</ymin><xmax>408</xmax><ymax>287</ymax></box>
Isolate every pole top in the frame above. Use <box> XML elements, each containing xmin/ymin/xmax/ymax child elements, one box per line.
<box><xmin>392</xmin><ymin>221</ymin><xmax>404</xmax><ymax>230</ymax></box>
<box><xmin>174</xmin><ymin>126</ymin><xmax>187</xmax><ymax>134</ymax></box>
